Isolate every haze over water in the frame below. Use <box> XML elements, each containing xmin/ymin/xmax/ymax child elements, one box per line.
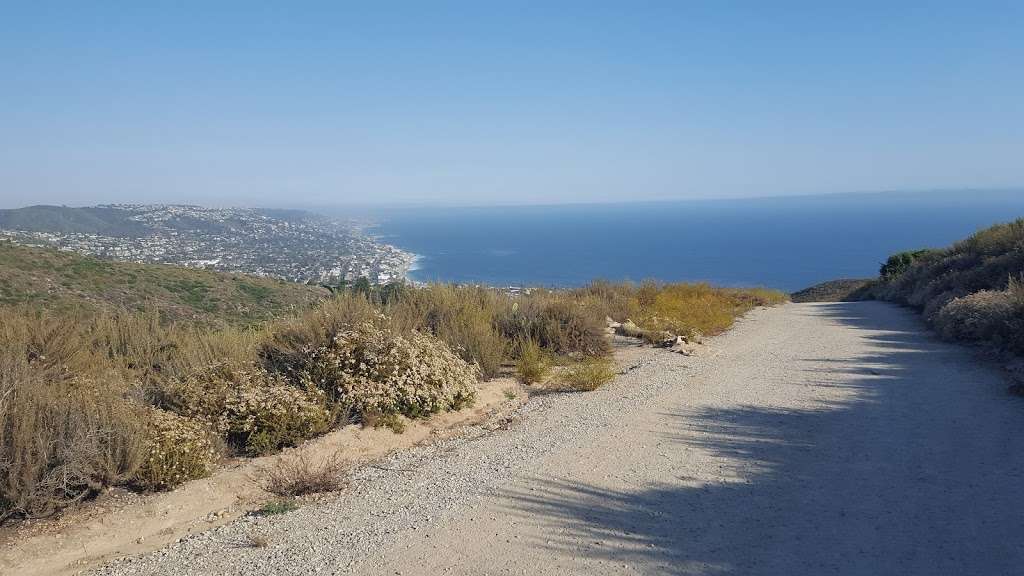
<box><xmin>369</xmin><ymin>191</ymin><xmax>1024</xmax><ymax>292</ymax></box>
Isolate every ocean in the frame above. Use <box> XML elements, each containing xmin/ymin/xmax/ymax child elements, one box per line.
<box><xmin>365</xmin><ymin>191</ymin><xmax>1024</xmax><ymax>292</ymax></box>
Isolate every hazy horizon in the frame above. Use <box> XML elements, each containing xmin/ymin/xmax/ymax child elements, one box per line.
<box><xmin>2</xmin><ymin>188</ymin><xmax>1023</xmax><ymax>213</ymax></box>
<box><xmin>3</xmin><ymin>3</ymin><xmax>1023</xmax><ymax>208</ymax></box>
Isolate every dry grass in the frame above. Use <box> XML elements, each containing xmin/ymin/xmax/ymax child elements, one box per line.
<box><xmin>264</xmin><ymin>452</ymin><xmax>347</xmax><ymax>497</ymax></box>
<box><xmin>254</xmin><ymin>498</ymin><xmax>299</xmax><ymax>516</ymax></box>
<box><xmin>577</xmin><ymin>280</ymin><xmax>786</xmax><ymax>340</ymax></box>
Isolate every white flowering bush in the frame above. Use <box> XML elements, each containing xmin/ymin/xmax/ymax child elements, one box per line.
<box><xmin>298</xmin><ymin>322</ymin><xmax>478</xmax><ymax>419</ymax></box>
<box><xmin>222</xmin><ymin>382</ymin><xmax>331</xmax><ymax>456</ymax></box>
<box><xmin>163</xmin><ymin>363</ymin><xmax>331</xmax><ymax>456</ymax></box>
<box><xmin>134</xmin><ymin>409</ymin><xmax>217</xmax><ymax>490</ymax></box>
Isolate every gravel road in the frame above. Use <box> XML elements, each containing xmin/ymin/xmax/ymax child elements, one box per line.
<box><xmin>94</xmin><ymin>302</ymin><xmax>1024</xmax><ymax>575</ymax></box>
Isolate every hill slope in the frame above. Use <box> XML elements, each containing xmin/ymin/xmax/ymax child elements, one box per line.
<box><xmin>0</xmin><ymin>241</ymin><xmax>328</xmax><ymax>326</ymax></box>
<box><xmin>0</xmin><ymin>205</ymin><xmax>154</xmax><ymax>236</ymax></box>
<box><xmin>874</xmin><ymin>218</ymin><xmax>1024</xmax><ymax>354</ymax></box>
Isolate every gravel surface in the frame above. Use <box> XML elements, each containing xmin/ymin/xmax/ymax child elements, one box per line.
<box><xmin>93</xmin><ymin>302</ymin><xmax>1024</xmax><ymax>575</ymax></box>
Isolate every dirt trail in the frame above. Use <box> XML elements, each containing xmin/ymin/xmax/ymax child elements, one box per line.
<box><xmin>93</xmin><ymin>302</ymin><xmax>1024</xmax><ymax>575</ymax></box>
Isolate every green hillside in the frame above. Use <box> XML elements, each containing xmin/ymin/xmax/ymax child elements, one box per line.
<box><xmin>0</xmin><ymin>241</ymin><xmax>328</xmax><ymax>326</ymax></box>
<box><xmin>0</xmin><ymin>205</ymin><xmax>151</xmax><ymax>236</ymax></box>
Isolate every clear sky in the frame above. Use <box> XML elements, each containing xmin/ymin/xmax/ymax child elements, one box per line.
<box><xmin>2</xmin><ymin>2</ymin><xmax>1022</xmax><ymax>208</ymax></box>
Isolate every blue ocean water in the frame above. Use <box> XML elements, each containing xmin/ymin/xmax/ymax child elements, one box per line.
<box><xmin>368</xmin><ymin>191</ymin><xmax>1024</xmax><ymax>292</ymax></box>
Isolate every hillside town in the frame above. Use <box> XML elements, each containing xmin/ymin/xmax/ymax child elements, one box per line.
<box><xmin>0</xmin><ymin>204</ymin><xmax>416</xmax><ymax>285</ymax></box>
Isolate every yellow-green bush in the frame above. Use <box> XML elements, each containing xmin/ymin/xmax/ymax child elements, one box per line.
<box><xmin>515</xmin><ymin>339</ymin><xmax>549</xmax><ymax>384</ymax></box>
<box><xmin>562</xmin><ymin>357</ymin><xmax>617</xmax><ymax>391</ymax></box>
<box><xmin>576</xmin><ymin>280</ymin><xmax>786</xmax><ymax>340</ymax></box>
<box><xmin>134</xmin><ymin>409</ymin><xmax>218</xmax><ymax>491</ymax></box>
<box><xmin>223</xmin><ymin>382</ymin><xmax>332</xmax><ymax>456</ymax></box>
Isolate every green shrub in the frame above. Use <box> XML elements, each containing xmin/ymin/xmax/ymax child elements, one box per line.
<box><xmin>562</xmin><ymin>357</ymin><xmax>617</xmax><ymax>391</ymax></box>
<box><xmin>133</xmin><ymin>409</ymin><xmax>217</xmax><ymax>491</ymax></box>
<box><xmin>880</xmin><ymin>249</ymin><xmax>938</xmax><ymax>280</ymax></box>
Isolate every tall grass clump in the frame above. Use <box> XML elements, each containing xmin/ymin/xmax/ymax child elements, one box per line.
<box><xmin>497</xmin><ymin>291</ymin><xmax>610</xmax><ymax>357</ymax></box>
<box><xmin>562</xmin><ymin>357</ymin><xmax>617</xmax><ymax>391</ymax></box>
<box><xmin>515</xmin><ymin>339</ymin><xmax>549</xmax><ymax>384</ymax></box>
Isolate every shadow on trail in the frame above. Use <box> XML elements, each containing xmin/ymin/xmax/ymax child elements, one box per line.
<box><xmin>499</xmin><ymin>302</ymin><xmax>1024</xmax><ymax>575</ymax></box>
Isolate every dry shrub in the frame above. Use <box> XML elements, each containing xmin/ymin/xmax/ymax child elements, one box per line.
<box><xmin>362</xmin><ymin>410</ymin><xmax>407</xmax><ymax>434</ymax></box>
<box><xmin>498</xmin><ymin>292</ymin><xmax>610</xmax><ymax>357</ymax></box>
<box><xmin>133</xmin><ymin>409</ymin><xmax>218</xmax><ymax>491</ymax></box>
<box><xmin>0</xmin><ymin>320</ymin><xmax>147</xmax><ymax>520</ymax></box>
<box><xmin>264</xmin><ymin>452</ymin><xmax>346</xmax><ymax>497</ymax></box>
<box><xmin>876</xmin><ymin>218</ymin><xmax>1024</xmax><ymax>355</ymax></box>
<box><xmin>297</xmin><ymin>322</ymin><xmax>478</xmax><ymax>419</ymax></box>
<box><xmin>515</xmin><ymin>339</ymin><xmax>549</xmax><ymax>384</ymax></box>
<box><xmin>161</xmin><ymin>363</ymin><xmax>332</xmax><ymax>456</ymax></box>
<box><xmin>577</xmin><ymin>280</ymin><xmax>640</xmax><ymax>321</ymax></box>
<box><xmin>957</xmin><ymin>218</ymin><xmax>1024</xmax><ymax>257</ymax></box>
<box><xmin>0</xmin><ymin>308</ymin><xmax>93</xmax><ymax>380</ymax></box>
<box><xmin>247</xmin><ymin>533</ymin><xmax>271</xmax><ymax>548</ymax></box>
<box><xmin>934</xmin><ymin>279</ymin><xmax>1024</xmax><ymax>353</ymax></box>
<box><xmin>0</xmin><ymin>375</ymin><xmax>147</xmax><ymax>520</ymax></box>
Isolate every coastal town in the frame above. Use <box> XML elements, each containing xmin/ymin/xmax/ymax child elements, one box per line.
<box><xmin>0</xmin><ymin>204</ymin><xmax>416</xmax><ymax>285</ymax></box>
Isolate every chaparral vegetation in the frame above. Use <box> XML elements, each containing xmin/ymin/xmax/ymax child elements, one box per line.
<box><xmin>0</xmin><ymin>241</ymin><xmax>785</xmax><ymax>521</ymax></box>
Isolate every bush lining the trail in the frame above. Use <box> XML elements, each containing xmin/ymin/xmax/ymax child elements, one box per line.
<box><xmin>874</xmin><ymin>218</ymin><xmax>1024</xmax><ymax>355</ymax></box>
<box><xmin>133</xmin><ymin>409</ymin><xmax>217</xmax><ymax>491</ymax></box>
<box><xmin>295</xmin><ymin>322</ymin><xmax>478</xmax><ymax>419</ymax></box>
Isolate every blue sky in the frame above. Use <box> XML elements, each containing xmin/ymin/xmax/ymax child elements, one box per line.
<box><xmin>1</xmin><ymin>2</ymin><xmax>1022</xmax><ymax>207</ymax></box>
